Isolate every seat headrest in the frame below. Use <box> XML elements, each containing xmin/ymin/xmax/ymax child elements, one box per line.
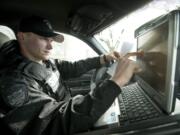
<box><xmin>0</xmin><ymin>26</ymin><xmax>16</xmax><ymax>47</ymax></box>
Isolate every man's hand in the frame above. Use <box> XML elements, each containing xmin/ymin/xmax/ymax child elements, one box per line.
<box><xmin>111</xmin><ymin>58</ymin><xmax>141</xmax><ymax>87</ymax></box>
<box><xmin>100</xmin><ymin>51</ymin><xmax>121</xmax><ymax>65</ymax></box>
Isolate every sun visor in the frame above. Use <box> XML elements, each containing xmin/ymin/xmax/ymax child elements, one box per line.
<box><xmin>67</xmin><ymin>5</ymin><xmax>113</xmax><ymax>36</ymax></box>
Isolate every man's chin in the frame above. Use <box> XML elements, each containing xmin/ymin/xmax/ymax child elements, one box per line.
<box><xmin>42</xmin><ymin>55</ymin><xmax>50</xmax><ymax>60</ymax></box>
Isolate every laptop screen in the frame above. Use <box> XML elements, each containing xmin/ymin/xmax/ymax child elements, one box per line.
<box><xmin>136</xmin><ymin>21</ymin><xmax>168</xmax><ymax>97</ymax></box>
<box><xmin>135</xmin><ymin>11</ymin><xmax>179</xmax><ymax>114</ymax></box>
<box><xmin>135</xmin><ymin>14</ymin><xmax>178</xmax><ymax>114</ymax></box>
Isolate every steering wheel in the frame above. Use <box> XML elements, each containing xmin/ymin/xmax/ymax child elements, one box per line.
<box><xmin>90</xmin><ymin>64</ymin><xmax>112</xmax><ymax>91</ymax></box>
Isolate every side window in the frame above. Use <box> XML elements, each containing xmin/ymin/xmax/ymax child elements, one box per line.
<box><xmin>50</xmin><ymin>34</ymin><xmax>98</xmax><ymax>61</ymax></box>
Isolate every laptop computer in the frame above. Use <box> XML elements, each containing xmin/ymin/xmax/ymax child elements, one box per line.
<box><xmin>94</xmin><ymin>10</ymin><xmax>180</xmax><ymax>128</ymax></box>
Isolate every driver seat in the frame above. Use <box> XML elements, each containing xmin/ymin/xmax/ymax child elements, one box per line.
<box><xmin>0</xmin><ymin>25</ymin><xmax>16</xmax><ymax>134</ymax></box>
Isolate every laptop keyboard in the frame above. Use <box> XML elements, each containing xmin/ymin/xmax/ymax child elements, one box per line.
<box><xmin>118</xmin><ymin>83</ymin><xmax>161</xmax><ymax>126</ymax></box>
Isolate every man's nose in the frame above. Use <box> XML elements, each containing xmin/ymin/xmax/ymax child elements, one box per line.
<box><xmin>47</xmin><ymin>43</ymin><xmax>53</xmax><ymax>50</ymax></box>
<box><xmin>47</xmin><ymin>38</ymin><xmax>53</xmax><ymax>49</ymax></box>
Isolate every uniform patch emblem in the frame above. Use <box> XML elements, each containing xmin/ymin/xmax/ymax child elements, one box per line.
<box><xmin>5</xmin><ymin>85</ymin><xmax>27</xmax><ymax>107</ymax></box>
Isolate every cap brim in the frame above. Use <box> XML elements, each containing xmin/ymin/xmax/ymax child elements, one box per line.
<box><xmin>52</xmin><ymin>32</ymin><xmax>64</xmax><ymax>43</ymax></box>
<box><xmin>34</xmin><ymin>31</ymin><xmax>64</xmax><ymax>43</ymax></box>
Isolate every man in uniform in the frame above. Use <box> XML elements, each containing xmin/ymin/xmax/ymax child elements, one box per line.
<box><xmin>0</xmin><ymin>16</ymin><xmax>139</xmax><ymax>135</ymax></box>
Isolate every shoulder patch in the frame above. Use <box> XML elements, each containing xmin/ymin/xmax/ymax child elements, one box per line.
<box><xmin>1</xmin><ymin>84</ymin><xmax>28</xmax><ymax>107</ymax></box>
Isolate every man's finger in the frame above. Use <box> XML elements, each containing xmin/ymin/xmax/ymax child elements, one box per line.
<box><xmin>123</xmin><ymin>51</ymin><xmax>144</xmax><ymax>59</ymax></box>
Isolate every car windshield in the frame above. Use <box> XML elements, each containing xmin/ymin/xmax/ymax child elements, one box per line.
<box><xmin>94</xmin><ymin>0</ymin><xmax>180</xmax><ymax>55</ymax></box>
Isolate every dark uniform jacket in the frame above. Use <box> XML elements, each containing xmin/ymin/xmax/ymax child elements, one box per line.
<box><xmin>0</xmin><ymin>40</ymin><xmax>121</xmax><ymax>135</ymax></box>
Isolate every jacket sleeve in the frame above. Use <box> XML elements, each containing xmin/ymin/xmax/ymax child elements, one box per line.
<box><xmin>56</xmin><ymin>57</ymin><xmax>102</xmax><ymax>79</ymax></box>
<box><xmin>69</xmin><ymin>80</ymin><xmax>121</xmax><ymax>134</ymax></box>
<box><xmin>0</xmin><ymin>73</ymin><xmax>121</xmax><ymax>135</ymax></box>
<box><xmin>0</xmin><ymin>75</ymin><xmax>29</xmax><ymax>108</ymax></box>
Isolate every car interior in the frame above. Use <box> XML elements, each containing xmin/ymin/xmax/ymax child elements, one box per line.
<box><xmin>0</xmin><ymin>0</ymin><xmax>153</xmax><ymax>98</ymax></box>
<box><xmin>1</xmin><ymin>0</ymin><xmax>180</xmax><ymax>135</ymax></box>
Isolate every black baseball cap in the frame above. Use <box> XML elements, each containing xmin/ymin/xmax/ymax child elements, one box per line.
<box><xmin>18</xmin><ymin>15</ymin><xmax>64</xmax><ymax>43</ymax></box>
